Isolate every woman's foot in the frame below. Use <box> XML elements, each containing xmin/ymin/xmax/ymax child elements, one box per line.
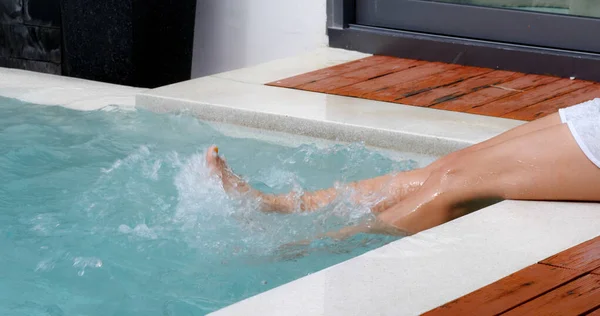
<box><xmin>205</xmin><ymin>145</ymin><xmax>303</xmax><ymax>213</ymax></box>
<box><xmin>204</xmin><ymin>145</ymin><xmax>323</xmax><ymax>213</ymax></box>
<box><xmin>205</xmin><ymin>145</ymin><xmax>253</xmax><ymax>197</ymax></box>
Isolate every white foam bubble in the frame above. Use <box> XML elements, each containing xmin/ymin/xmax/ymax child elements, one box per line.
<box><xmin>118</xmin><ymin>224</ymin><xmax>158</xmax><ymax>239</ymax></box>
<box><xmin>35</xmin><ymin>258</ymin><xmax>56</xmax><ymax>272</ymax></box>
<box><xmin>101</xmin><ymin>145</ymin><xmax>151</xmax><ymax>174</ymax></box>
<box><xmin>73</xmin><ymin>257</ymin><xmax>103</xmax><ymax>276</ymax></box>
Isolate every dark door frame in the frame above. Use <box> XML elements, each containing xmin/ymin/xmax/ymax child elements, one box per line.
<box><xmin>327</xmin><ymin>0</ymin><xmax>600</xmax><ymax>82</ymax></box>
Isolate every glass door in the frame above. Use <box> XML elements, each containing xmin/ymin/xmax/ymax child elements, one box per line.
<box><xmin>433</xmin><ymin>0</ymin><xmax>600</xmax><ymax>18</ymax></box>
<box><xmin>355</xmin><ymin>0</ymin><xmax>600</xmax><ymax>53</ymax></box>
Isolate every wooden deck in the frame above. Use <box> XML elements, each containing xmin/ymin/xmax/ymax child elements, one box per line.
<box><xmin>267</xmin><ymin>55</ymin><xmax>600</xmax><ymax>121</ymax></box>
<box><xmin>267</xmin><ymin>56</ymin><xmax>600</xmax><ymax>314</ymax></box>
<box><xmin>423</xmin><ymin>236</ymin><xmax>600</xmax><ymax>316</ymax></box>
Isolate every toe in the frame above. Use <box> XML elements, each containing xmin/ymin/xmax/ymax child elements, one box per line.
<box><xmin>205</xmin><ymin>145</ymin><xmax>219</xmax><ymax>163</ymax></box>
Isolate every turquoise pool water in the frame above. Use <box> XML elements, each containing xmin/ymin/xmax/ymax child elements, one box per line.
<box><xmin>0</xmin><ymin>97</ymin><xmax>419</xmax><ymax>315</ymax></box>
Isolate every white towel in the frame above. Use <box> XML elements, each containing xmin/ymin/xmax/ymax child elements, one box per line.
<box><xmin>559</xmin><ymin>98</ymin><xmax>600</xmax><ymax>168</ymax></box>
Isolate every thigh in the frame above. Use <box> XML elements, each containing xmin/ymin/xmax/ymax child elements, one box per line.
<box><xmin>376</xmin><ymin>122</ymin><xmax>600</xmax><ymax>234</ymax></box>
<box><xmin>454</xmin><ymin>122</ymin><xmax>600</xmax><ymax>202</ymax></box>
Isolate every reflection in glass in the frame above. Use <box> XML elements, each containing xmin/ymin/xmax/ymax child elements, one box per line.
<box><xmin>431</xmin><ymin>0</ymin><xmax>600</xmax><ymax>18</ymax></box>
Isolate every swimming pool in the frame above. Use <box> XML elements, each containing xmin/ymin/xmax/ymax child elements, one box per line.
<box><xmin>0</xmin><ymin>96</ymin><xmax>427</xmax><ymax>315</ymax></box>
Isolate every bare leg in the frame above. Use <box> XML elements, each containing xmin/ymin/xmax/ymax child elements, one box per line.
<box><xmin>205</xmin><ymin>145</ymin><xmax>427</xmax><ymax>213</ymax></box>
<box><xmin>429</xmin><ymin>112</ymin><xmax>561</xmax><ymax>169</ymax></box>
<box><xmin>376</xmin><ymin>122</ymin><xmax>600</xmax><ymax>235</ymax></box>
<box><xmin>206</xmin><ymin>113</ymin><xmax>562</xmax><ymax>214</ymax></box>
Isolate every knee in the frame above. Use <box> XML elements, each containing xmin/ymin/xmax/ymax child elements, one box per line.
<box><xmin>428</xmin><ymin>148</ymin><xmax>467</xmax><ymax>174</ymax></box>
<box><xmin>428</xmin><ymin>152</ymin><xmax>508</xmax><ymax>201</ymax></box>
<box><xmin>426</xmin><ymin>158</ymin><xmax>471</xmax><ymax>193</ymax></box>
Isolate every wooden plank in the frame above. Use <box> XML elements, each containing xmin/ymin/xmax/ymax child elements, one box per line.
<box><xmin>467</xmin><ymin>79</ymin><xmax>593</xmax><ymax>117</ymax></box>
<box><xmin>399</xmin><ymin>71</ymin><xmax>523</xmax><ymax>107</ymax></box>
<box><xmin>592</xmin><ymin>267</ymin><xmax>600</xmax><ymax>275</ymax></box>
<box><xmin>431</xmin><ymin>75</ymin><xmax>560</xmax><ymax>113</ymax></box>
<box><xmin>541</xmin><ymin>236</ymin><xmax>600</xmax><ymax>272</ymax></box>
<box><xmin>296</xmin><ymin>58</ymin><xmax>425</xmax><ymax>93</ymax></box>
<box><xmin>502</xmin><ymin>84</ymin><xmax>600</xmax><ymax>121</ymax></box>
<box><xmin>502</xmin><ymin>274</ymin><xmax>600</xmax><ymax>316</ymax></box>
<box><xmin>267</xmin><ymin>55</ymin><xmax>396</xmax><ymax>88</ymax></box>
<box><xmin>363</xmin><ymin>66</ymin><xmax>493</xmax><ymax>103</ymax></box>
<box><xmin>329</xmin><ymin>62</ymin><xmax>459</xmax><ymax>98</ymax></box>
<box><xmin>422</xmin><ymin>264</ymin><xmax>583</xmax><ymax>316</ymax></box>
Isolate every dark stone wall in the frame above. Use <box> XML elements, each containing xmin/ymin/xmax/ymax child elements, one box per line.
<box><xmin>60</xmin><ymin>0</ymin><xmax>135</xmax><ymax>84</ymax></box>
<box><xmin>1</xmin><ymin>0</ymin><xmax>197</xmax><ymax>88</ymax></box>
<box><xmin>0</xmin><ymin>0</ymin><xmax>62</xmax><ymax>74</ymax></box>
